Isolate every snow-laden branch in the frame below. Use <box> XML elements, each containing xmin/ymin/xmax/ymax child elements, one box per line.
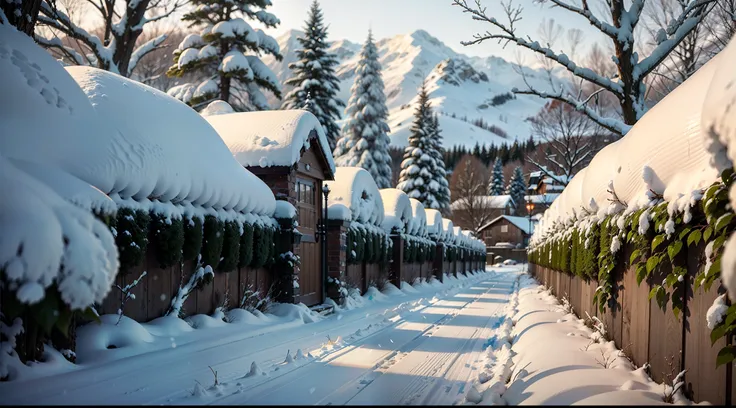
<box><xmin>526</xmin><ymin>159</ymin><xmax>569</xmax><ymax>186</ymax></box>
<box><xmin>133</xmin><ymin>0</ymin><xmax>186</xmax><ymax>31</ymax></box>
<box><xmin>514</xmin><ymin>84</ymin><xmax>631</xmax><ymax>135</ymax></box>
<box><xmin>453</xmin><ymin>0</ymin><xmax>624</xmax><ymax>96</ymax></box>
<box><xmin>128</xmin><ymin>33</ymin><xmax>167</xmax><ymax>74</ymax></box>
<box><xmin>38</xmin><ymin>1</ymin><xmax>116</xmax><ymax>73</ymax></box>
<box><xmin>634</xmin><ymin>4</ymin><xmax>711</xmax><ymax>81</ymax></box>
<box><xmin>544</xmin><ymin>0</ymin><xmax>620</xmax><ymax>38</ymax></box>
<box><xmin>34</xmin><ymin>35</ymin><xmax>88</xmax><ymax>65</ymax></box>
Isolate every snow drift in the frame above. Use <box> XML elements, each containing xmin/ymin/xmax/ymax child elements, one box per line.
<box><xmin>323</xmin><ymin>167</ymin><xmax>384</xmax><ymax>226</ymax></box>
<box><xmin>380</xmin><ymin>188</ymin><xmax>413</xmax><ymax>234</ymax></box>
<box><xmin>65</xmin><ymin>66</ymin><xmax>275</xmax><ymax>216</ymax></box>
<box><xmin>533</xmin><ymin>48</ymin><xmax>726</xmax><ymax>239</ymax></box>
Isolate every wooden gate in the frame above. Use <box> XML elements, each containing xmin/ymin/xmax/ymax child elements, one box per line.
<box><xmin>296</xmin><ymin>177</ymin><xmax>322</xmax><ymax>306</ymax></box>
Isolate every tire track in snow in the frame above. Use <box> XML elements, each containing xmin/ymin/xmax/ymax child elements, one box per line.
<box><xmin>217</xmin><ymin>271</ymin><xmax>518</xmax><ymax>406</ymax></box>
<box><xmin>345</xmin><ymin>274</ymin><xmax>517</xmax><ymax>406</ymax></box>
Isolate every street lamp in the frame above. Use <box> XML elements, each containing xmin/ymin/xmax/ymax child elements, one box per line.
<box><xmin>525</xmin><ymin>197</ymin><xmax>535</xmax><ymax>247</ymax></box>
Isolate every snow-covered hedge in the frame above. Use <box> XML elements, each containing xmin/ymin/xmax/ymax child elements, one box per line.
<box><xmin>529</xmin><ymin>36</ymin><xmax>736</xmax><ymax>369</ymax></box>
<box><xmin>0</xmin><ymin>24</ymin><xmax>284</xmax><ymax>368</ymax></box>
<box><xmin>323</xmin><ymin>167</ymin><xmax>391</xmax><ymax>265</ymax></box>
<box><xmin>425</xmin><ymin>209</ymin><xmax>444</xmax><ymax>239</ymax></box>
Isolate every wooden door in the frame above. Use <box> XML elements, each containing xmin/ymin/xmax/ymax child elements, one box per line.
<box><xmin>296</xmin><ymin>178</ymin><xmax>322</xmax><ymax>306</ymax></box>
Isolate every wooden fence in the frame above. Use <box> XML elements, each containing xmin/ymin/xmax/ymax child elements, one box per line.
<box><xmin>98</xmin><ymin>247</ymin><xmax>273</xmax><ymax>322</ymax></box>
<box><xmin>529</xmin><ymin>239</ymin><xmax>732</xmax><ymax>404</ymax></box>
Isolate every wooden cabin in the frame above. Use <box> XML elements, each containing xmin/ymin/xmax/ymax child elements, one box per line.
<box><xmin>206</xmin><ymin>110</ymin><xmax>336</xmax><ymax>307</ymax></box>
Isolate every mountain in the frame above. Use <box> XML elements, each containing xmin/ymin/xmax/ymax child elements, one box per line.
<box><xmin>263</xmin><ymin>29</ymin><xmax>563</xmax><ymax>149</ymax></box>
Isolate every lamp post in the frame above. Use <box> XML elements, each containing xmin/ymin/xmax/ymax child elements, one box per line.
<box><xmin>320</xmin><ymin>184</ymin><xmax>330</xmax><ymax>305</ymax></box>
<box><xmin>525</xmin><ymin>196</ymin><xmax>535</xmax><ymax>247</ymax></box>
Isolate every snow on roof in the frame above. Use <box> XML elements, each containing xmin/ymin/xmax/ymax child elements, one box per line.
<box><xmin>450</xmin><ymin>195</ymin><xmax>514</xmax><ymax>211</ymax></box>
<box><xmin>425</xmin><ymin>209</ymin><xmax>444</xmax><ymax>237</ymax></box>
<box><xmin>205</xmin><ymin>110</ymin><xmax>336</xmax><ymax>176</ymax></box>
<box><xmin>64</xmin><ymin>66</ymin><xmax>276</xmax><ymax>216</ymax></box>
<box><xmin>409</xmin><ymin>198</ymin><xmax>427</xmax><ymax>237</ymax></box>
<box><xmin>380</xmin><ymin>189</ymin><xmax>412</xmax><ymax>234</ymax></box>
<box><xmin>524</xmin><ymin>194</ymin><xmax>560</xmax><ymax>205</ymax></box>
<box><xmin>482</xmin><ymin>215</ymin><xmax>535</xmax><ymax>235</ymax></box>
<box><xmin>324</xmin><ymin>167</ymin><xmax>384</xmax><ymax>225</ymax></box>
<box><xmin>533</xmin><ymin>50</ymin><xmax>724</xmax><ymax>239</ymax></box>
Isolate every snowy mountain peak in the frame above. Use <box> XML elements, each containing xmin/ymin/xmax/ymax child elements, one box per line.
<box><xmin>264</xmin><ymin>29</ymin><xmax>562</xmax><ymax>148</ymax></box>
<box><xmin>432</xmin><ymin>58</ymin><xmax>489</xmax><ymax>87</ymax></box>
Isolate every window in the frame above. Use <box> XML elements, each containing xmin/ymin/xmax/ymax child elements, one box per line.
<box><xmin>501</xmin><ymin>225</ymin><xmax>508</xmax><ymax>233</ymax></box>
<box><xmin>297</xmin><ymin>179</ymin><xmax>315</xmax><ymax>205</ymax></box>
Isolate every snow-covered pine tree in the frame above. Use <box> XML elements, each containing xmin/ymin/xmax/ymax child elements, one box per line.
<box><xmin>166</xmin><ymin>0</ymin><xmax>283</xmax><ymax>111</ymax></box>
<box><xmin>505</xmin><ymin>166</ymin><xmax>526</xmax><ymax>210</ymax></box>
<box><xmin>397</xmin><ymin>81</ymin><xmax>444</xmax><ymax>209</ymax></box>
<box><xmin>427</xmin><ymin>114</ymin><xmax>451</xmax><ymax>210</ymax></box>
<box><xmin>333</xmin><ymin>30</ymin><xmax>393</xmax><ymax>188</ymax></box>
<box><xmin>488</xmin><ymin>159</ymin><xmax>504</xmax><ymax>195</ymax></box>
<box><xmin>281</xmin><ymin>0</ymin><xmax>344</xmax><ymax>150</ymax></box>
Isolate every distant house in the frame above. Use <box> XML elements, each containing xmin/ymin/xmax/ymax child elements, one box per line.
<box><xmin>526</xmin><ymin>171</ymin><xmax>566</xmax><ymax>216</ymax></box>
<box><xmin>206</xmin><ymin>110</ymin><xmax>335</xmax><ymax>308</ymax></box>
<box><xmin>528</xmin><ymin>171</ymin><xmax>568</xmax><ymax>195</ymax></box>
<box><xmin>449</xmin><ymin>194</ymin><xmax>515</xmax><ymax>231</ymax></box>
<box><xmin>478</xmin><ymin>215</ymin><xmax>535</xmax><ymax>248</ymax></box>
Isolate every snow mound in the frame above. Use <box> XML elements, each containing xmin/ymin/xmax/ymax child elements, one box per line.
<box><xmin>381</xmin><ymin>282</ymin><xmax>405</xmax><ymax>297</ymax></box>
<box><xmin>408</xmin><ymin>198</ymin><xmax>427</xmax><ymax>236</ymax></box>
<box><xmin>324</xmin><ymin>167</ymin><xmax>385</xmax><ymax>225</ymax></box>
<box><xmin>200</xmin><ymin>100</ymin><xmax>234</xmax><ymax>116</ymax></box>
<box><xmin>8</xmin><ymin>158</ymin><xmax>116</xmax><ymax>215</ymax></box>
<box><xmin>379</xmin><ymin>188</ymin><xmax>412</xmax><ymax>234</ymax></box>
<box><xmin>205</xmin><ymin>110</ymin><xmax>335</xmax><ymax>175</ymax></box>
<box><xmin>400</xmin><ymin>281</ymin><xmax>420</xmax><ymax>294</ymax></box>
<box><xmin>442</xmin><ymin>218</ymin><xmax>455</xmax><ymax>243</ymax></box>
<box><xmin>268</xmin><ymin>303</ymin><xmax>321</xmax><ymax>324</ymax></box>
<box><xmin>364</xmin><ymin>286</ymin><xmax>389</xmax><ymax>302</ymax></box>
<box><xmin>534</xmin><ymin>48</ymin><xmax>725</xmax><ymax>239</ymax></box>
<box><xmin>144</xmin><ymin>315</ymin><xmax>195</xmax><ymax>337</ymax></box>
<box><xmin>65</xmin><ymin>66</ymin><xmax>275</xmax><ymax>216</ymax></box>
<box><xmin>226</xmin><ymin>308</ymin><xmax>267</xmax><ymax>325</ymax></box>
<box><xmin>274</xmin><ymin>200</ymin><xmax>297</xmax><ymax>219</ymax></box>
<box><xmin>0</xmin><ymin>155</ymin><xmax>118</xmax><ymax>309</ymax></box>
<box><xmin>75</xmin><ymin>315</ymin><xmax>155</xmax><ymax>363</ymax></box>
<box><xmin>185</xmin><ymin>312</ymin><xmax>228</xmax><ymax>329</ymax></box>
<box><xmin>425</xmin><ymin>209</ymin><xmax>444</xmax><ymax>238</ymax></box>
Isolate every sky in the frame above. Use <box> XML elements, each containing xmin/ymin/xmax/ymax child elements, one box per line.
<box><xmin>253</xmin><ymin>0</ymin><xmax>608</xmax><ymax>62</ymax></box>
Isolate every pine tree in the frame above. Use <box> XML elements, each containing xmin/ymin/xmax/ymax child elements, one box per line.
<box><xmin>333</xmin><ymin>30</ymin><xmax>393</xmax><ymax>188</ymax></box>
<box><xmin>281</xmin><ymin>0</ymin><xmax>344</xmax><ymax>150</ymax></box>
<box><xmin>506</xmin><ymin>166</ymin><xmax>526</xmax><ymax>209</ymax></box>
<box><xmin>397</xmin><ymin>82</ymin><xmax>447</xmax><ymax>210</ymax></box>
<box><xmin>167</xmin><ymin>0</ymin><xmax>282</xmax><ymax>111</ymax></box>
<box><xmin>488</xmin><ymin>159</ymin><xmax>504</xmax><ymax>195</ymax></box>
<box><xmin>427</xmin><ymin>114</ymin><xmax>451</xmax><ymax>210</ymax></box>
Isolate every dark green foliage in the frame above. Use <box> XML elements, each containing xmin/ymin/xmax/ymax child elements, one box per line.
<box><xmin>116</xmin><ymin>208</ymin><xmax>150</xmax><ymax>273</ymax></box>
<box><xmin>238</xmin><ymin>223</ymin><xmax>254</xmax><ymax>268</ymax></box>
<box><xmin>183</xmin><ymin>216</ymin><xmax>203</xmax><ymax>262</ymax></box>
<box><xmin>218</xmin><ymin>221</ymin><xmax>241</xmax><ymax>272</ymax></box>
<box><xmin>252</xmin><ymin>224</ymin><xmax>274</xmax><ymax>268</ymax></box>
<box><xmin>201</xmin><ymin>215</ymin><xmax>225</xmax><ymax>267</ymax></box>
<box><xmin>150</xmin><ymin>213</ymin><xmax>184</xmax><ymax>269</ymax></box>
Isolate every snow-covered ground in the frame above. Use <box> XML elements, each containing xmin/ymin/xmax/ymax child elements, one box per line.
<box><xmin>0</xmin><ymin>268</ymin><xmax>511</xmax><ymax>405</ymax></box>
<box><xmin>2</xmin><ymin>266</ymin><xmax>699</xmax><ymax>405</ymax></box>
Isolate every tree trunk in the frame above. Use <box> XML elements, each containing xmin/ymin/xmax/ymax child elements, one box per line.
<box><xmin>2</xmin><ymin>0</ymin><xmax>42</xmax><ymax>36</ymax></box>
<box><xmin>112</xmin><ymin>0</ymin><xmax>149</xmax><ymax>77</ymax></box>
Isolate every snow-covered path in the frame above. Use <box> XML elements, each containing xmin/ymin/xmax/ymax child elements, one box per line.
<box><xmin>1</xmin><ymin>268</ymin><xmax>521</xmax><ymax>406</ymax></box>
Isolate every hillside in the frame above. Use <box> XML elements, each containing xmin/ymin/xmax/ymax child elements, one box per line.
<box><xmin>263</xmin><ymin>29</ymin><xmax>564</xmax><ymax>149</ymax></box>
